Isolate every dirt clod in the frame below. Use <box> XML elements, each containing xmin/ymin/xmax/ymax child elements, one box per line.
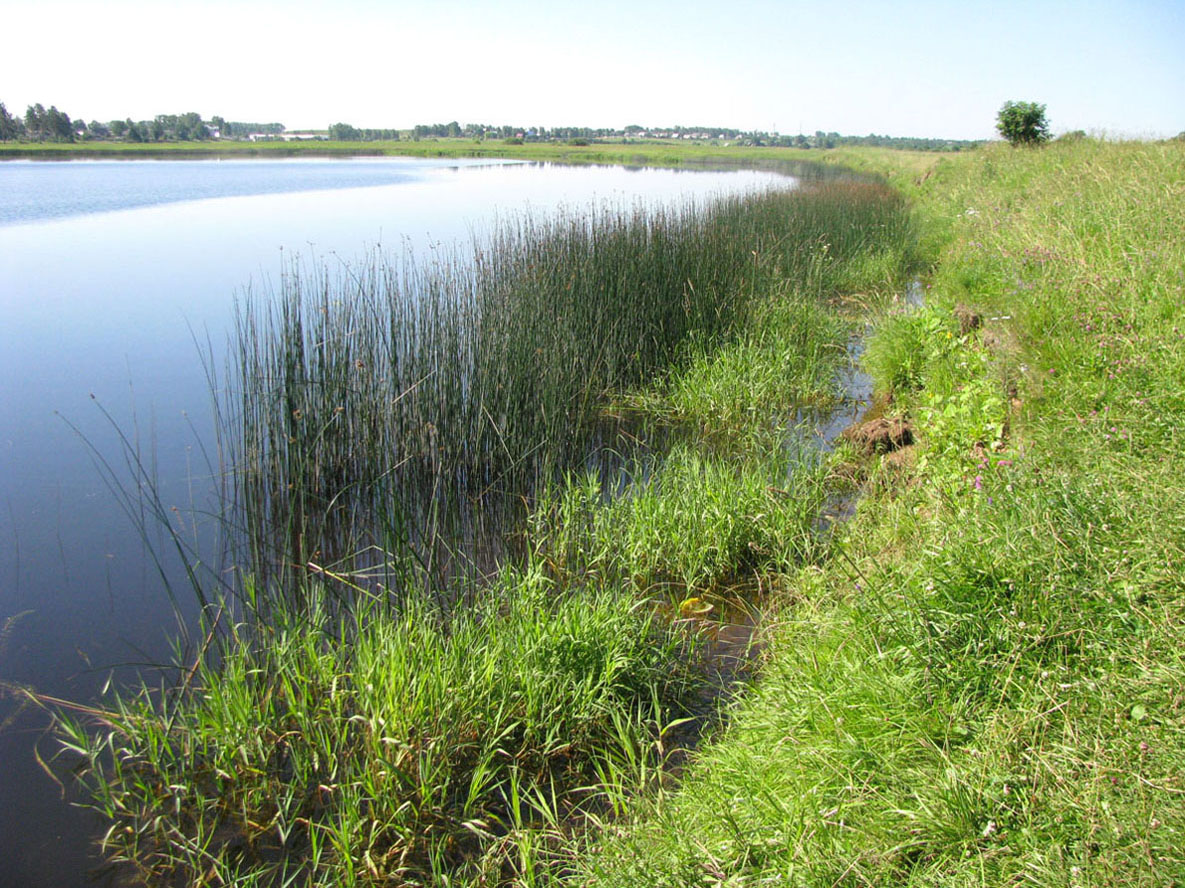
<box><xmin>954</xmin><ymin>304</ymin><xmax>982</xmax><ymax>335</ymax></box>
<box><xmin>842</xmin><ymin>416</ymin><xmax>914</xmax><ymax>454</ymax></box>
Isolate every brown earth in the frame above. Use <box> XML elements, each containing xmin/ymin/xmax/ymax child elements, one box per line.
<box><xmin>841</xmin><ymin>415</ymin><xmax>914</xmax><ymax>455</ymax></box>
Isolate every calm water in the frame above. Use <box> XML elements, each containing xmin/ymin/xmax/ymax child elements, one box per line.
<box><xmin>0</xmin><ymin>157</ymin><xmax>790</xmax><ymax>886</ymax></box>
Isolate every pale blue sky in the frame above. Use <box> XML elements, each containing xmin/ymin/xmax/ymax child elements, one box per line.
<box><xmin>4</xmin><ymin>0</ymin><xmax>1182</xmax><ymax>139</ymax></box>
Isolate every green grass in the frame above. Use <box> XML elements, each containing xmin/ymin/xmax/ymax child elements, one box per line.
<box><xmin>531</xmin><ymin>441</ymin><xmax>834</xmax><ymax>598</ymax></box>
<box><xmin>618</xmin><ymin>296</ymin><xmax>850</xmax><ymax>430</ymax></box>
<box><xmin>568</xmin><ymin>138</ymin><xmax>1185</xmax><ymax>886</ymax></box>
<box><xmin>55</xmin><ymin>569</ymin><xmax>704</xmax><ymax>886</ymax></box>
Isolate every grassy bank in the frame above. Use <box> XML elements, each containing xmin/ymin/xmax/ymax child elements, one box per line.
<box><xmin>576</xmin><ymin>139</ymin><xmax>1185</xmax><ymax>885</ymax></box>
<box><xmin>53</xmin><ymin>164</ymin><xmax>919</xmax><ymax>884</ymax></box>
<box><xmin>0</xmin><ymin>136</ymin><xmax>761</xmax><ymax>164</ymax></box>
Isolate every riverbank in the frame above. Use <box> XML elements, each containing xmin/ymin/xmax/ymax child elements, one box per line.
<box><xmin>45</xmin><ymin>138</ymin><xmax>1184</xmax><ymax>885</ymax></box>
<box><xmin>576</xmin><ymin>138</ymin><xmax>1185</xmax><ymax>885</ymax></box>
<box><xmin>0</xmin><ymin>135</ymin><xmax>943</xmax><ymax>176</ymax></box>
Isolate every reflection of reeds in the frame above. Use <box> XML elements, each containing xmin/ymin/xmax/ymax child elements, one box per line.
<box><xmin>222</xmin><ymin>180</ymin><xmax>910</xmax><ymax>608</ymax></box>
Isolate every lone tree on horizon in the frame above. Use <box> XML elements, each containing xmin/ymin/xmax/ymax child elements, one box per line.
<box><xmin>997</xmin><ymin>101</ymin><xmax>1050</xmax><ymax>146</ymax></box>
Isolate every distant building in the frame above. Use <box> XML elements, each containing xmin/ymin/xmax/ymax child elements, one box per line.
<box><xmin>248</xmin><ymin>131</ymin><xmax>328</xmax><ymax>142</ymax></box>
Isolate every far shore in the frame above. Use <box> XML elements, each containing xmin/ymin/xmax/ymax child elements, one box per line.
<box><xmin>0</xmin><ymin>137</ymin><xmax>952</xmax><ymax>181</ymax></box>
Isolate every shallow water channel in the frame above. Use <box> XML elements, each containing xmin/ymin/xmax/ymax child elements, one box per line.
<box><xmin>1</xmin><ymin>157</ymin><xmax>805</xmax><ymax>885</ymax></box>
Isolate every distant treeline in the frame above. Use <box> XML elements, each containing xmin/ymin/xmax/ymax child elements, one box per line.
<box><xmin>0</xmin><ymin>102</ymin><xmax>286</xmax><ymax>142</ymax></box>
<box><xmin>408</xmin><ymin>120</ymin><xmax>981</xmax><ymax>151</ymax></box>
<box><xmin>327</xmin><ymin>123</ymin><xmax>401</xmax><ymax>141</ymax></box>
<box><xmin>2</xmin><ymin>99</ymin><xmax>983</xmax><ymax>150</ymax></box>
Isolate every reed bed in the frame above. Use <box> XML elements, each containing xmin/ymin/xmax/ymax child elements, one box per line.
<box><xmin>224</xmin><ymin>178</ymin><xmax>910</xmax><ymax>606</ymax></box>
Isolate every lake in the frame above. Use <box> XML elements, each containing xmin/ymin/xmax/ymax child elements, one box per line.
<box><xmin>0</xmin><ymin>156</ymin><xmax>792</xmax><ymax>885</ymax></box>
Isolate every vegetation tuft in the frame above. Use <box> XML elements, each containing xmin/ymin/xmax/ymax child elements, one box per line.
<box><xmin>56</xmin><ymin>574</ymin><xmax>702</xmax><ymax>885</ymax></box>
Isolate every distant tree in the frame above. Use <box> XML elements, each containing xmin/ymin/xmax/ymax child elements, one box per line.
<box><xmin>0</xmin><ymin>102</ymin><xmax>23</xmax><ymax>140</ymax></box>
<box><xmin>177</xmin><ymin>112</ymin><xmax>206</xmax><ymax>140</ymax></box>
<box><xmin>88</xmin><ymin>120</ymin><xmax>111</xmax><ymax>138</ymax></box>
<box><xmin>25</xmin><ymin>104</ymin><xmax>46</xmax><ymax>138</ymax></box>
<box><xmin>996</xmin><ymin>100</ymin><xmax>1050</xmax><ymax>146</ymax></box>
<box><xmin>45</xmin><ymin>106</ymin><xmax>74</xmax><ymax>140</ymax></box>
<box><xmin>20</xmin><ymin>103</ymin><xmax>73</xmax><ymax>141</ymax></box>
<box><xmin>329</xmin><ymin>122</ymin><xmax>361</xmax><ymax>140</ymax></box>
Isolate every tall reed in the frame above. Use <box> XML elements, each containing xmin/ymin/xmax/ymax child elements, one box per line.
<box><xmin>222</xmin><ymin>179</ymin><xmax>910</xmax><ymax>608</ymax></box>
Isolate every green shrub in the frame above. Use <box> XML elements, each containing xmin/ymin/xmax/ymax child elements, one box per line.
<box><xmin>996</xmin><ymin>100</ymin><xmax>1051</xmax><ymax>146</ymax></box>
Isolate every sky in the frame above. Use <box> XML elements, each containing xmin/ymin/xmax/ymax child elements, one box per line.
<box><xmin>3</xmin><ymin>0</ymin><xmax>1183</xmax><ymax>140</ymax></box>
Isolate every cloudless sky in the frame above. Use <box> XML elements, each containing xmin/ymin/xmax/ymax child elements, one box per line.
<box><xmin>4</xmin><ymin>0</ymin><xmax>1182</xmax><ymax>140</ymax></box>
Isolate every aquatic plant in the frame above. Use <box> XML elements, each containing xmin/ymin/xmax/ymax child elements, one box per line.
<box><xmin>55</xmin><ymin>573</ymin><xmax>702</xmax><ymax>886</ymax></box>
<box><xmin>222</xmin><ymin>179</ymin><xmax>910</xmax><ymax>608</ymax></box>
